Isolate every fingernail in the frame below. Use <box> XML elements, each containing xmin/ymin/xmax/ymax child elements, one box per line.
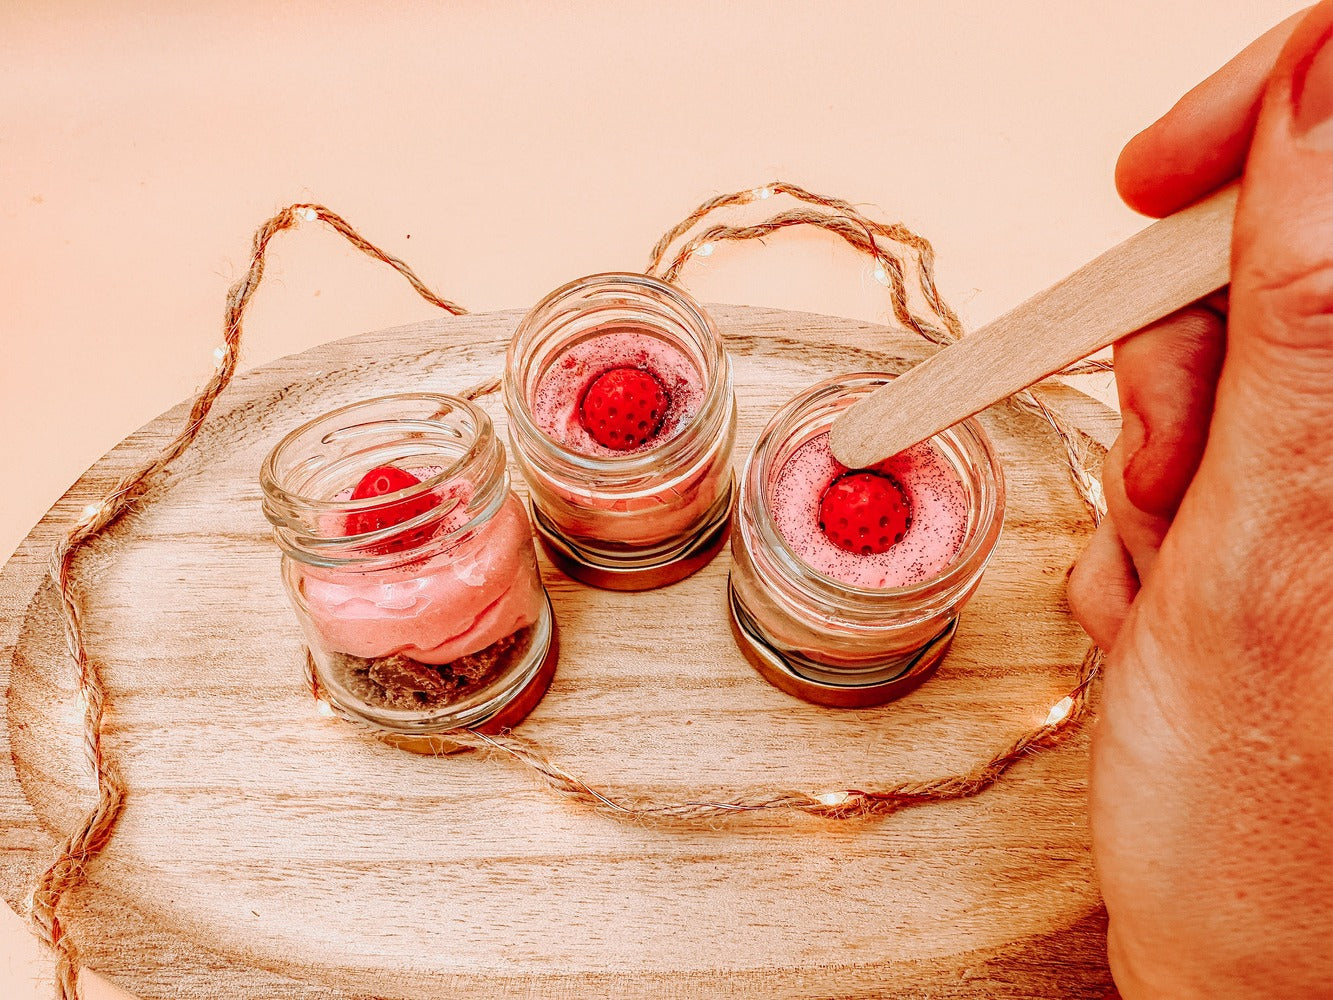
<box><xmin>1292</xmin><ymin>24</ymin><xmax>1333</xmax><ymax>147</ymax></box>
<box><xmin>1119</xmin><ymin>406</ymin><xmax>1146</xmax><ymax>467</ymax></box>
<box><xmin>1117</xmin><ymin>407</ymin><xmax>1167</xmax><ymax>518</ymax></box>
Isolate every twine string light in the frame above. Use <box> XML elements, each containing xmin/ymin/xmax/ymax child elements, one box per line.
<box><xmin>306</xmin><ymin>647</ymin><xmax>1099</xmax><ymax>823</ymax></box>
<box><xmin>30</xmin><ymin>187</ymin><xmax>1105</xmax><ymax>999</ymax></box>
<box><xmin>29</xmin><ymin>203</ymin><xmax>466</xmax><ymax>1000</ymax></box>
<box><xmin>647</xmin><ymin>181</ymin><xmax>1112</xmax><ymax>379</ymax></box>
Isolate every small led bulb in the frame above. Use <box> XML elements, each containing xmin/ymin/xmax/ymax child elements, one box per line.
<box><xmin>1045</xmin><ymin>696</ymin><xmax>1075</xmax><ymax>726</ymax></box>
<box><xmin>62</xmin><ymin>691</ymin><xmax>88</xmax><ymax>725</ymax></box>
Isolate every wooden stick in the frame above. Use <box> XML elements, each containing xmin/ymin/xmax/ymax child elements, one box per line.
<box><xmin>829</xmin><ymin>183</ymin><xmax>1238</xmax><ymax>469</ymax></box>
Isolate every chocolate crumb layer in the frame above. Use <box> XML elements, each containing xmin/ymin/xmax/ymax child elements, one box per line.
<box><xmin>327</xmin><ymin>626</ymin><xmax>534</xmax><ymax>711</ymax></box>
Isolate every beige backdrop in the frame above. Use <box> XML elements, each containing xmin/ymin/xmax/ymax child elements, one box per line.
<box><xmin>0</xmin><ymin>2</ymin><xmax>1304</xmax><ymax>997</ymax></box>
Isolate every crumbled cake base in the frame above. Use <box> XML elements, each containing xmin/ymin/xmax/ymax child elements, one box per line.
<box><xmin>327</xmin><ymin>626</ymin><xmax>534</xmax><ymax>711</ymax></box>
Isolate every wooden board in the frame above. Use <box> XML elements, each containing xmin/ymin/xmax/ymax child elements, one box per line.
<box><xmin>0</xmin><ymin>305</ymin><xmax>1119</xmax><ymax>999</ymax></box>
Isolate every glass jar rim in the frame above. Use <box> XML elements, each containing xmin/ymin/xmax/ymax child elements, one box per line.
<box><xmin>261</xmin><ymin>393</ymin><xmax>491</xmax><ymax>511</ymax></box>
<box><xmin>744</xmin><ymin>372</ymin><xmax>1006</xmax><ymax>608</ymax></box>
<box><xmin>503</xmin><ymin>271</ymin><xmax>731</xmax><ymax>477</ymax></box>
<box><xmin>259</xmin><ymin>392</ymin><xmax>507</xmax><ymax>563</ymax></box>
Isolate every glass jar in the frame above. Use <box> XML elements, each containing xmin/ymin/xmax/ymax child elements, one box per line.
<box><xmin>260</xmin><ymin>393</ymin><xmax>557</xmax><ymax>751</ymax></box>
<box><xmin>729</xmin><ymin>373</ymin><xmax>1005</xmax><ymax>707</ymax></box>
<box><xmin>503</xmin><ymin>273</ymin><xmax>737</xmax><ymax>590</ymax></box>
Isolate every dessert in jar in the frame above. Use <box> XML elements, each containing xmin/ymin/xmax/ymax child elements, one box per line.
<box><xmin>503</xmin><ymin>273</ymin><xmax>737</xmax><ymax>590</ymax></box>
<box><xmin>729</xmin><ymin>373</ymin><xmax>1005</xmax><ymax>707</ymax></box>
<box><xmin>260</xmin><ymin>393</ymin><xmax>557</xmax><ymax>751</ymax></box>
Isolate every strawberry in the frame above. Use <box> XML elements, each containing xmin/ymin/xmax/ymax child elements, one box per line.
<box><xmin>817</xmin><ymin>470</ymin><xmax>912</xmax><ymax>556</ymax></box>
<box><xmin>344</xmin><ymin>466</ymin><xmax>437</xmax><ymax>552</ymax></box>
<box><xmin>578</xmin><ymin>366</ymin><xmax>670</xmax><ymax>450</ymax></box>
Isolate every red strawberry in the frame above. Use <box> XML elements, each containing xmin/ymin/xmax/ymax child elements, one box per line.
<box><xmin>818</xmin><ymin>470</ymin><xmax>912</xmax><ymax>556</ymax></box>
<box><xmin>344</xmin><ymin>466</ymin><xmax>437</xmax><ymax>552</ymax></box>
<box><xmin>578</xmin><ymin>366</ymin><xmax>670</xmax><ymax>450</ymax></box>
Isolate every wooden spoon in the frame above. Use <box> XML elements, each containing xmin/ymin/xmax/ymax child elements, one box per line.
<box><xmin>828</xmin><ymin>183</ymin><xmax>1237</xmax><ymax>469</ymax></box>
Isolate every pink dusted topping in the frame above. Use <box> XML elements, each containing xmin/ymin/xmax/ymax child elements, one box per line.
<box><xmin>531</xmin><ymin>329</ymin><xmax>703</xmax><ymax>457</ymax></box>
<box><xmin>770</xmin><ymin>431</ymin><xmax>969</xmax><ymax>589</ymax></box>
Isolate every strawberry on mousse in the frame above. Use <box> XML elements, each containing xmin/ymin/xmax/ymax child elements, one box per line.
<box><xmin>519</xmin><ymin>328</ymin><xmax>730</xmax><ymax>551</ymax></box>
<box><xmin>578</xmin><ymin>366</ymin><xmax>670</xmax><ymax>451</ymax></box>
<box><xmin>817</xmin><ymin>470</ymin><xmax>913</xmax><ymax>556</ymax></box>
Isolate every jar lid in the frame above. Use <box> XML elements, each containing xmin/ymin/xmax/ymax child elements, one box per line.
<box><xmin>531</xmin><ymin>476</ymin><xmax>735</xmax><ymax>591</ymax></box>
<box><xmin>727</xmin><ymin>581</ymin><xmax>956</xmax><ymax>709</ymax></box>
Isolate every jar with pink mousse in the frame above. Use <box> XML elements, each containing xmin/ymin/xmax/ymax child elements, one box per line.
<box><xmin>260</xmin><ymin>394</ymin><xmax>557</xmax><ymax>750</ymax></box>
<box><xmin>504</xmin><ymin>273</ymin><xmax>737</xmax><ymax>590</ymax></box>
<box><xmin>729</xmin><ymin>373</ymin><xmax>1004</xmax><ymax>707</ymax></box>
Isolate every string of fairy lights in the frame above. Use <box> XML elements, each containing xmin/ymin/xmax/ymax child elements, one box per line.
<box><xmin>290</xmin><ymin>181</ymin><xmax>1104</xmax><ymax>819</ymax></box>
<box><xmin>54</xmin><ymin>184</ymin><xmax>1097</xmax><ymax>822</ymax></box>
<box><xmin>29</xmin><ymin>184</ymin><xmax>1105</xmax><ymax>997</ymax></box>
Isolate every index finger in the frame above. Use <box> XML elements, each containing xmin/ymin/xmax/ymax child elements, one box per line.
<box><xmin>1117</xmin><ymin>8</ymin><xmax>1309</xmax><ymax>217</ymax></box>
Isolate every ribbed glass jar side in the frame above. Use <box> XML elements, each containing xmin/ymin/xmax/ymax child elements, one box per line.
<box><xmin>503</xmin><ymin>273</ymin><xmax>737</xmax><ymax>589</ymax></box>
<box><xmin>260</xmin><ymin>393</ymin><xmax>555</xmax><ymax>734</ymax></box>
<box><xmin>729</xmin><ymin>373</ymin><xmax>1004</xmax><ymax>698</ymax></box>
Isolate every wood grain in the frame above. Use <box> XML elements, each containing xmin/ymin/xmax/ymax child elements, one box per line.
<box><xmin>0</xmin><ymin>305</ymin><xmax>1118</xmax><ymax>999</ymax></box>
<box><xmin>831</xmin><ymin>183</ymin><xmax>1235</xmax><ymax>467</ymax></box>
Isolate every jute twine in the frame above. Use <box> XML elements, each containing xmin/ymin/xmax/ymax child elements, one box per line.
<box><xmin>28</xmin><ymin>185</ymin><xmax>1106</xmax><ymax>997</ymax></box>
<box><xmin>27</xmin><ymin>202</ymin><xmax>467</xmax><ymax>998</ymax></box>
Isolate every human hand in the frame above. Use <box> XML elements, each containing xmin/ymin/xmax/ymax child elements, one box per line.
<box><xmin>1066</xmin><ymin>4</ymin><xmax>1333</xmax><ymax>997</ymax></box>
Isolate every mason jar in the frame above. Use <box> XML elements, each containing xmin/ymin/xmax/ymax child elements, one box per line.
<box><xmin>729</xmin><ymin>373</ymin><xmax>1005</xmax><ymax>707</ymax></box>
<box><xmin>503</xmin><ymin>273</ymin><xmax>737</xmax><ymax>590</ymax></box>
<box><xmin>260</xmin><ymin>393</ymin><xmax>557</xmax><ymax>751</ymax></box>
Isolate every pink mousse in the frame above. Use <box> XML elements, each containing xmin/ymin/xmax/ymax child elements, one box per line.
<box><xmin>530</xmin><ymin>329</ymin><xmax>704</xmax><ymax>457</ymax></box>
<box><xmin>770</xmin><ymin>432</ymin><xmax>969</xmax><ymax>589</ymax></box>
<box><xmin>297</xmin><ymin>474</ymin><xmax>542</xmax><ymax>664</ymax></box>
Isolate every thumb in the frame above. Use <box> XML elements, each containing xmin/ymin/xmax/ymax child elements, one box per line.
<box><xmin>1218</xmin><ymin>0</ymin><xmax>1333</xmax><ymax>478</ymax></box>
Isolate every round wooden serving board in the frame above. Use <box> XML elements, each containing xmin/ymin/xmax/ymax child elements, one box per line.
<box><xmin>1</xmin><ymin>305</ymin><xmax>1118</xmax><ymax>999</ymax></box>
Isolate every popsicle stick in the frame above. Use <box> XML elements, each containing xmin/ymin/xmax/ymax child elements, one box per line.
<box><xmin>829</xmin><ymin>183</ymin><xmax>1238</xmax><ymax>469</ymax></box>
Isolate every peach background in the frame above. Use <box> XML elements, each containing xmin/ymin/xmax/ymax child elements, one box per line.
<box><xmin>0</xmin><ymin>2</ymin><xmax>1303</xmax><ymax>997</ymax></box>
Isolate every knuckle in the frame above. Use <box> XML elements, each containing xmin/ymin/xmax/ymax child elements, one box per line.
<box><xmin>1245</xmin><ymin>258</ymin><xmax>1333</xmax><ymax>355</ymax></box>
<box><xmin>1113</xmin><ymin>310</ymin><xmax>1222</xmax><ymax>508</ymax></box>
<box><xmin>1165</xmin><ymin>307</ymin><xmax>1227</xmax><ymax>370</ymax></box>
<box><xmin>1116</xmin><ymin>305</ymin><xmax>1223</xmax><ymax>378</ymax></box>
<box><xmin>1162</xmin><ymin>305</ymin><xmax>1225</xmax><ymax>354</ymax></box>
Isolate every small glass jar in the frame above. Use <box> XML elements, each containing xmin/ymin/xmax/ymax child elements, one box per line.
<box><xmin>729</xmin><ymin>373</ymin><xmax>1005</xmax><ymax>707</ymax></box>
<box><xmin>503</xmin><ymin>273</ymin><xmax>737</xmax><ymax>590</ymax></box>
<box><xmin>260</xmin><ymin>393</ymin><xmax>557</xmax><ymax>752</ymax></box>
